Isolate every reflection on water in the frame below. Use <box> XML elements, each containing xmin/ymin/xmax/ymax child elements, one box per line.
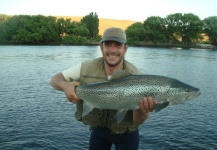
<box><xmin>0</xmin><ymin>46</ymin><xmax>217</xmax><ymax>150</ymax></box>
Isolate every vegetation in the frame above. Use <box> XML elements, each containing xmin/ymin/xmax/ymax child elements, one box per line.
<box><xmin>0</xmin><ymin>12</ymin><xmax>217</xmax><ymax>48</ymax></box>
<box><xmin>0</xmin><ymin>12</ymin><xmax>98</xmax><ymax>45</ymax></box>
<box><xmin>80</xmin><ymin>12</ymin><xmax>99</xmax><ymax>39</ymax></box>
<box><xmin>203</xmin><ymin>16</ymin><xmax>217</xmax><ymax>46</ymax></box>
<box><xmin>126</xmin><ymin>13</ymin><xmax>214</xmax><ymax>48</ymax></box>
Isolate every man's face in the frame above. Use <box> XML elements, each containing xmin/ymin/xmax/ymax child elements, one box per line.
<box><xmin>100</xmin><ymin>41</ymin><xmax>128</xmax><ymax>67</ymax></box>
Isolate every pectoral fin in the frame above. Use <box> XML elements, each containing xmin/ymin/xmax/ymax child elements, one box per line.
<box><xmin>82</xmin><ymin>102</ymin><xmax>95</xmax><ymax>117</ymax></box>
<box><xmin>115</xmin><ymin>109</ymin><xmax>128</xmax><ymax>123</ymax></box>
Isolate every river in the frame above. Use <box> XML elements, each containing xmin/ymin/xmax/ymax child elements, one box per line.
<box><xmin>0</xmin><ymin>46</ymin><xmax>216</xmax><ymax>150</ymax></box>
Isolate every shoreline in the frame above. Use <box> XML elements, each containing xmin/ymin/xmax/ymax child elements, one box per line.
<box><xmin>1</xmin><ymin>43</ymin><xmax>216</xmax><ymax>50</ymax></box>
<box><xmin>128</xmin><ymin>43</ymin><xmax>217</xmax><ymax>50</ymax></box>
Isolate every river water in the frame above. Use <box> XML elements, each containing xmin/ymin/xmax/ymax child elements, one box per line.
<box><xmin>0</xmin><ymin>46</ymin><xmax>216</xmax><ymax>150</ymax></box>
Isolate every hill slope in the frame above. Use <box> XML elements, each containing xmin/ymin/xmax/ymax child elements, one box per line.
<box><xmin>56</xmin><ymin>16</ymin><xmax>138</xmax><ymax>35</ymax></box>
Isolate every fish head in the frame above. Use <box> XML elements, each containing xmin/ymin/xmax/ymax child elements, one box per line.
<box><xmin>167</xmin><ymin>79</ymin><xmax>200</xmax><ymax>104</ymax></box>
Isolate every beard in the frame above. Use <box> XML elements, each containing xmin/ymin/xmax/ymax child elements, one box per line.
<box><xmin>104</xmin><ymin>52</ymin><xmax>124</xmax><ymax>67</ymax></box>
<box><xmin>104</xmin><ymin>58</ymin><xmax>123</xmax><ymax>67</ymax></box>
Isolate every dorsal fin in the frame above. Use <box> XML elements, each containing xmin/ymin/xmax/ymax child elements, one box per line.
<box><xmin>110</xmin><ymin>70</ymin><xmax>132</xmax><ymax>80</ymax></box>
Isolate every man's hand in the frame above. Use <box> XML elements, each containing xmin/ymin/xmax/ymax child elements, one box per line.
<box><xmin>139</xmin><ymin>97</ymin><xmax>155</xmax><ymax>113</ymax></box>
<box><xmin>133</xmin><ymin>97</ymin><xmax>156</xmax><ymax>125</ymax></box>
<box><xmin>63</xmin><ymin>81</ymin><xmax>80</xmax><ymax>103</ymax></box>
<box><xmin>50</xmin><ymin>73</ymin><xmax>80</xmax><ymax>103</ymax></box>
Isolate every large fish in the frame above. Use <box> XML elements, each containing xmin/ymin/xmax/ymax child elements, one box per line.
<box><xmin>75</xmin><ymin>70</ymin><xmax>200</xmax><ymax>123</ymax></box>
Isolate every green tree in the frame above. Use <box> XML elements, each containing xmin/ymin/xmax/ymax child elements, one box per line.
<box><xmin>0</xmin><ymin>15</ymin><xmax>59</xmax><ymax>44</ymax></box>
<box><xmin>125</xmin><ymin>22</ymin><xmax>145</xmax><ymax>43</ymax></box>
<box><xmin>166</xmin><ymin>13</ymin><xmax>203</xmax><ymax>45</ymax></box>
<box><xmin>56</xmin><ymin>18</ymin><xmax>67</xmax><ymax>42</ymax></box>
<box><xmin>62</xmin><ymin>35</ymin><xmax>88</xmax><ymax>45</ymax></box>
<box><xmin>0</xmin><ymin>15</ymin><xmax>23</xmax><ymax>44</ymax></box>
<box><xmin>203</xmin><ymin>16</ymin><xmax>217</xmax><ymax>45</ymax></box>
<box><xmin>0</xmin><ymin>14</ymin><xmax>10</xmax><ymax>22</ymax></box>
<box><xmin>80</xmin><ymin>12</ymin><xmax>99</xmax><ymax>39</ymax></box>
<box><xmin>0</xmin><ymin>14</ymin><xmax>10</xmax><ymax>43</ymax></box>
<box><xmin>12</xmin><ymin>15</ymin><xmax>59</xmax><ymax>44</ymax></box>
<box><xmin>143</xmin><ymin>16</ymin><xmax>167</xmax><ymax>43</ymax></box>
<box><xmin>56</xmin><ymin>18</ymin><xmax>82</xmax><ymax>42</ymax></box>
<box><xmin>65</xmin><ymin>20</ymin><xmax>77</xmax><ymax>35</ymax></box>
<box><xmin>73</xmin><ymin>22</ymin><xmax>89</xmax><ymax>37</ymax></box>
<box><xmin>60</xmin><ymin>19</ymin><xmax>89</xmax><ymax>44</ymax></box>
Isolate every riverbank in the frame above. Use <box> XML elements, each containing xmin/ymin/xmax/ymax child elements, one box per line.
<box><xmin>89</xmin><ymin>42</ymin><xmax>217</xmax><ymax>50</ymax></box>
<box><xmin>1</xmin><ymin>42</ymin><xmax>216</xmax><ymax>50</ymax></box>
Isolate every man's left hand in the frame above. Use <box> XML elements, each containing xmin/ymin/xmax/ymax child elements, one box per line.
<box><xmin>139</xmin><ymin>97</ymin><xmax>156</xmax><ymax>113</ymax></box>
<box><xmin>133</xmin><ymin>97</ymin><xmax>156</xmax><ymax>125</ymax></box>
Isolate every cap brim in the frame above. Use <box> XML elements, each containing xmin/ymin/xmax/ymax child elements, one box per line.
<box><xmin>100</xmin><ymin>37</ymin><xmax>126</xmax><ymax>44</ymax></box>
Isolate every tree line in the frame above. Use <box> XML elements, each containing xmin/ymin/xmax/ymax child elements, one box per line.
<box><xmin>0</xmin><ymin>12</ymin><xmax>217</xmax><ymax>46</ymax></box>
<box><xmin>0</xmin><ymin>12</ymin><xmax>99</xmax><ymax>45</ymax></box>
<box><xmin>127</xmin><ymin>13</ymin><xmax>217</xmax><ymax>47</ymax></box>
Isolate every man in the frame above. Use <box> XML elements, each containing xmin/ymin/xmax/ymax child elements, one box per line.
<box><xmin>50</xmin><ymin>27</ymin><xmax>156</xmax><ymax>150</ymax></box>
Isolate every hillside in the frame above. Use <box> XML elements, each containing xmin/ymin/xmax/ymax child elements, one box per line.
<box><xmin>55</xmin><ymin>16</ymin><xmax>214</xmax><ymax>48</ymax></box>
<box><xmin>56</xmin><ymin>16</ymin><xmax>138</xmax><ymax>35</ymax></box>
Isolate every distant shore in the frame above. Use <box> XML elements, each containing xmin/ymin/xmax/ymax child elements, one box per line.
<box><xmin>131</xmin><ymin>43</ymin><xmax>217</xmax><ymax>50</ymax></box>
<box><xmin>88</xmin><ymin>42</ymin><xmax>217</xmax><ymax>50</ymax></box>
<box><xmin>1</xmin><ymin>43</ymin><xmax>216</xmax><ymax>50</ymax></box>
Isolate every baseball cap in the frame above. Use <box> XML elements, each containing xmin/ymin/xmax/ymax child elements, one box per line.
<box><xmin>100</xmin><ymin>27</ymin><xmax>127</xmax><ymax>44</ymax></box>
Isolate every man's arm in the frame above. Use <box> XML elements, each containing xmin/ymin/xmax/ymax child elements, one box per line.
<box><xmin>133</xmin><ymin>97</ymin><xmax>155</xmax><ymax>125</ymax></box>
<box><xmin>50</xmin><ymin>72</ymin><xmax>79</xmax><ymax>103</ymax></box>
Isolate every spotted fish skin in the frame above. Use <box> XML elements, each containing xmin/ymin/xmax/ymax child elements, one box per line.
<box><xmin>75</xmin><ymin>71</ymin><xmax>200</xmax><ymax>123</ymax></box>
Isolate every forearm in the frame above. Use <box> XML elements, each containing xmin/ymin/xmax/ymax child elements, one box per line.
<box><xmin>133</xmin><ymin>97</ymin><xmax>155</xmax><ymax>125</ymax></box>
<box><xmin>50</xmin><ymin>73</ymin><xmax>68</xmax><ymax>91</ymax></box>
<box><xmin>50</xmin><ymin>72</ymin><xmax>80</xmax><ymax>103</ymax></box>
<box><xmin>133</xmin><ymin>110</ymin><xmax>149</xmax><ymax>125</ymax></box>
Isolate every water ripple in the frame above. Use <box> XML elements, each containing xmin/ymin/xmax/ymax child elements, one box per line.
<box><xmin>1</xmin><ymin>46</ymin><xmax>217</xmax><ymax>149</ymax></box>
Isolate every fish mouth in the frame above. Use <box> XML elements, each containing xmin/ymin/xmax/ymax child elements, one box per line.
<box><xmin>187</xmin><ymin>91</ymin><xmax>201</xmax><ymax>99</ymax></box>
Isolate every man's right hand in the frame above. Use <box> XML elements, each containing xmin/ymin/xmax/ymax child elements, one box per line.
<box><xmin>50</xmin><ymin>72</ymin><xmax>80</xmax><ymax>103</ymax></box>
<box><xmin>63</xmin><ymin>81</ymin><xmax>80</xmax><ymax>103</ymax></box>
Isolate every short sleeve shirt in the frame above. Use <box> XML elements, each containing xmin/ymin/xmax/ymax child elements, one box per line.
<box><xmin>62</xmin><ymin>63</ymin><xmax>81</xmax><ymax>81</ymax></box>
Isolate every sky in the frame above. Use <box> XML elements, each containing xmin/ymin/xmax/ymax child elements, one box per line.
<box><xmin>0</xmin><ymin>0</ymin><xmax>216</xmax><ymax>22</ymax></box>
